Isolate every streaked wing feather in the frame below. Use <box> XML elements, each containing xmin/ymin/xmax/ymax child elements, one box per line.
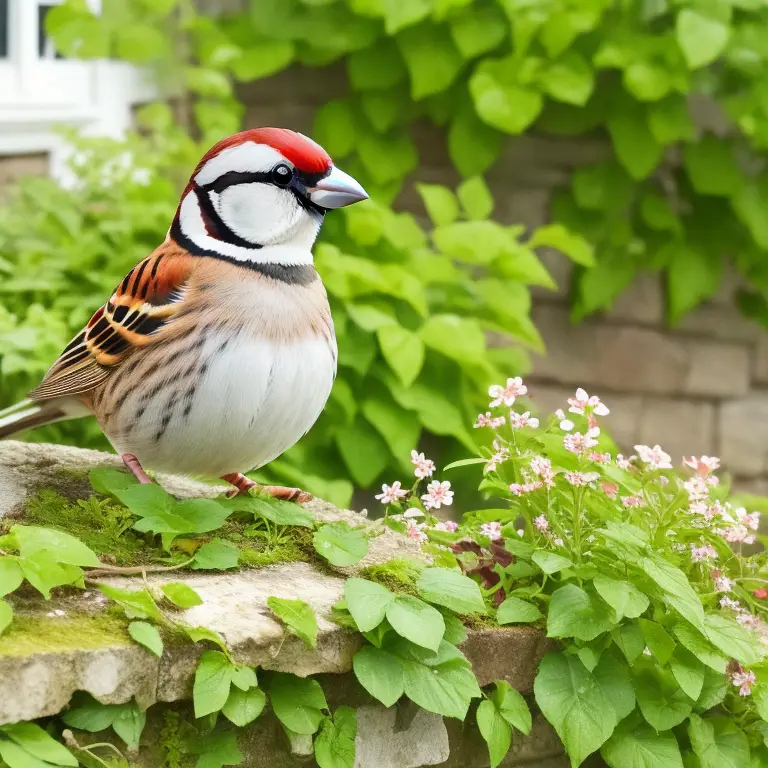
<box><xmin>29</xmin><ymin>249</ymin><xmax>193</xmax><ymax>400</ymax></box>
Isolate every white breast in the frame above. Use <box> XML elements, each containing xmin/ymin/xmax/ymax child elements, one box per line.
<box><xmin>114</xmin><ymin>330</ymin><xmax>336</xmax><ymax>477</ymax></box>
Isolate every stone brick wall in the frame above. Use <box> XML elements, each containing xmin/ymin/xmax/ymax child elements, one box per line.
<box><xmin>240</xmin><ymin>65</ymin><xmax>768</xmax><ymax>492</ymax></box>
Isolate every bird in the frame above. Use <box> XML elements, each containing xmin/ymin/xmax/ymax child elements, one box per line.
<box><xmin>0</xmin><ymin>128</ymin><xmax>368</xmax><ymax>502</ymax></box>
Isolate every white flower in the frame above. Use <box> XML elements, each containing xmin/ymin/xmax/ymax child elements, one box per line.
<box><xmin>421</xmin><ymin>480</ymin><xmax>454</xmax><ymax>510</ymax></box>
<box><xmin>375</xmin><ymin>481</ymin><xmax>408</xmax><ymax>504</ymax></box>
<box><xmin>565</xmin><ymin>471</ymin><xmax>600</xmax><ymax>486</ymax></box>
<box><xmin>563</xmin><ymin>432</ymin><xmax>598</xmax><ymax>455</ymax></box>
<box><xmin>410</xmin><ymin>450</ymin><xmax>436</xmax><ymax>480</ymax></box>
<box><xmin>568</xmin><ymin>388</ymin><xmax>610</xmax><ymax>416</ymax></box>
<box><xmin>488</xmin><ymin>377</ymin><xmax>527</xmax><ymax>408</ymax></box>
<box><xmin>616</xmin><ymin>454</ymin><xmax>632</xmax><ymax>470</ymax></box>
<box><xmin>480</xmin><ymin>521</ymin><xmax>502</xmax><ymax>541</ymax></box>
<box><xmin>683</xmin><ymin>455</ymin><xmax>721</xmax><ymax>476</ymax></box>
<box><xmin>731</xmin><ymin>668</ymin><xmax>756</xmax><ymax>696</ymax></box>
<box><xmin>474</xmin><ymin>412</ymin><xmax>505</xmax><ymax>429</ymax></box>
<box><xmin>690</xmin><ymin>543</ymin><xmax>717</xmax><ymax>562</ymax></box>
<box><xmin>634</xmin><ymin>444</ymin><xmax>673</xmax><ymax>470</ymax></box>
<box><xmin>434</xmin><ymin>520</ymin><xmax>458</xmax><ymax>533</ymax></box>
<box><xmin>554</xmin><ymin>410</ymin><xmax>574</xmax><ymax>431</ymax></box>
<box><xmin>484</xmin><ymin>440</ymin><xmax>510</xmax><ymax>474</ymax></box>
<box><xmin>509</xmin><ymin>410</ymin><xmax>539</xmax><ymax>429</ymax></box>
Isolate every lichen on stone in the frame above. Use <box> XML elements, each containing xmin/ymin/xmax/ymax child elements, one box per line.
<box><xmin>359</xmin><ymin>557</ymin><xmax>424</xmax><ymax>596</ymax></box>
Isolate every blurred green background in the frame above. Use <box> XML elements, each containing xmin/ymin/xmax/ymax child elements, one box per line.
<box><xmin>2</xmin><ymin>0</ymin><xmax>768</xmax><ymax>509</ymax></box>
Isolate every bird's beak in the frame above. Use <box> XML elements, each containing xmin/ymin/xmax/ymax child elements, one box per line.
<box><xmin>308</xmin><ymin>166</ymin><xmax>369</xmax><ymax>209</ymax></box>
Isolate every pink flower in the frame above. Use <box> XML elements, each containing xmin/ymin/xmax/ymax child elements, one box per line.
<box><xmin>376</xmin><ymin>481</ymin><xmax>408</xmax><ymax>504</ymax></box>
<box><xmin>489</xmin><ymin>377</ymin><xmax>527</xmax><ymax>408</ymax></box>
<box><xmin>711</xmin><ymin>570</ymin><xmax>733</xmax><ymax>592</ymax></box>
<box><xmin>510</xmin><ymin>410</ymin><xmax>539</xmax><ymax>429</ymax></box>
<box><xmin>568</xmin><ymin>388</ymin><xmax>610</xmax><ymax>417</ymax></box>
<box><xmin>421</xmin><ymin>480</ymin><xmax>454</xmax><ymax>510</ymax></box>
<box><xmin>731</xmin><ymin>668</ymin><xmax>756</xmax><ymax>696</ymax></box>
<box><xmin>534</xmin><ymin>515</ymin><xmax>549</xmax><ymax>532</ymax></box>
<box><xmin>565</xmin><ymin>471</ymin><xmax>600</xmax><ymax>486</ymax></box>
<box><xmin>474</xmin><ymin>412</ymin><xmax>505</xmax><ymax>429</ymax></box>
<box><xmin>621</xmin><ymin>494</ymin><xmax>645</xmax><ymax>508</ymax></box>
<box><xmin>735</xmin><ymin>508</ymin><xmax>760</xmax><ymax>531</ymax></box>
<box><xmin>616</xmin><ymin>454</ymin><xmax>633</xmax><ymax>470</ymax></box>
<box><xmin>403</xmin><ymin>507</ymin><xmax>425</xmax><ymax>519</ymax></box>
<box><xmin>722</xmin><ymin>525</ymin><xmax>755</xmax><ymax>545</ymax></box>
<box><xmin>690</xmin><ymin>543</ymin><xmax>718</xmax><ymax>562</ymax></box>
<box><xmin>634</xmin><ymin>444</ymin><xmax>673</xmax><ymax>470</ymax></box>
<box><xmin>406</xmin><ymin>524</ymin><xmax>427</xmax><ymax>542</ymax></box>
<box><xmin>563</xmin><ymin>432</ymin><xmax>598</xmax><ymax>455</ymax></box>
<box><xmin>684</xmin><ymin>476</ymin><xmax>710</xmax><ymax>501</ymax></box>
<box><xmin>410</xmin><ymin>450</ymin><xmax>436</xmax><ymax>480</ymax></box>
<box><xmin>720</xmin><ymin>596</ymin><xmax>741</xmax><ymax>610</ymax></box>
<box><xmin>683</xmin><ymin>455</ymin><xmax>721</xmax><ymax>476</ymax></box>
<box><xmin>555</xmin><ymin>409</ymin><xmax>574</xmax><ymax>431</ymax></box>
<box><xmin>434</xmin><ymin>520</ymin><xmax>458</xmax><ymax>533</ymax></box>
<box><xmin>530</xmin><ymin>456</ymin><xmax>555</xmax><ymax>486</ymax></box>
<box><xmin>481</xmin><ymin>521</ymin><xmax>502</xmax><ymax>541</ymax></box>
<box><xmin>602</xmin><ymin>481</ymin><xmax>618</xmax><ymax>499</ymax></box>
<box><xmin>484</xmin><ymin>440</ymin><xmax>510</xmax><ymax>474</ymax></box>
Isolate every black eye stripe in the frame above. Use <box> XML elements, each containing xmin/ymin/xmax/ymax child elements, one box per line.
<box><xmin>202</xmin><ymin>170</ymin><xmax>273</xmax><ymax>194</ymax></box>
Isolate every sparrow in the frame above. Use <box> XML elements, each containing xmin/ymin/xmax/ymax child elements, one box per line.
<box><xmin>0</xmin><ymin>128</ymin><xmax>368</xmax><ymax>502</ymax></box>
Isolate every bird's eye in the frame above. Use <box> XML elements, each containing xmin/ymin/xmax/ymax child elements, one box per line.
<box><xmin>272</xmin><ymin>164</ymin><xmax>293</xmax><ymax>187</ymax></box>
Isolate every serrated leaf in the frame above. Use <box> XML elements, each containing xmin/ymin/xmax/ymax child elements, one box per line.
<box><xmin>128</xmin><ymin>621</ymin><xmax>163</xmax><ymax>658</ymax></box>
<box><xmin>267</xmin><ymin>597</ymin><xmax>318</xmax><ymax>649</ymax></box>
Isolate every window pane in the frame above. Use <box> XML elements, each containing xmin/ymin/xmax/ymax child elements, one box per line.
<box><xmin>38</xmin><ymin>3</ymin><xmax>64</xmax><ymax>59</ymax></box>
<box><xmin>0</xmin><ymin>0</ymin><xmax>8</xmax><ymax>59</ymax></box>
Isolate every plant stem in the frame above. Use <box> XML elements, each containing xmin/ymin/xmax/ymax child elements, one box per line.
<box><xmin>85</xmin><ymin>557</ymin><xmax>195</xmax><ymax>579</ymax></box>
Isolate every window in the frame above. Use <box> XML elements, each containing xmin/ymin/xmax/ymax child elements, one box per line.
<box><xmin>0</xmin><ymin>0</ymin><xmax>8</xmax><ymax>59</ymax></box>
<box><xmin>38</xmin><ymin>3</ymin><xmax>63</xmax><ymax>59</ymax></box>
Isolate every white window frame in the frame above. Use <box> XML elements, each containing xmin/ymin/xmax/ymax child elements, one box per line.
<box><xmin>0</xmin><ymin>0</ymin><xmax>155</xmax><ymax>183</ymax></box>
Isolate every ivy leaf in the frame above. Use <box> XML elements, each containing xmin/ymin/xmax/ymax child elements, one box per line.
<box><xmin>420</xmin><ymin>315</ymin><xmax>486</xmax><ymax>363</ymax></box>
<box><xmin>469</xmin><ymin>73</ymin><xmax>543</xmax><ymax>134</ymax></box>
<box><xmin>476</xmin><ymin>699</ymin><xmax>512</xmax><ymax>768</ymax></box>
<box><xmin>417</xmin><ymin>567</ymin><xmax>486</xmax><ymax>615</ymax></box>
<box><xmin>493</xmin><ymin>680</ymin><xmax>532</xmax><ymax>734</ymax></box>
<box><xmin>670</xmin><ymin>646</ymin><xmax>705</xmax><ymax>701</ymax></box>
<box><xmin>457</xmin><ymin>176</ymin><xmax>494</xmax><ymax>220</ymax></box>
<box><xmin>128</xmin><ymin>621</ymin><xmax>163</xmax><ymax>658</ymax></box>
<box><xmin>344</xmin><ymin>578</ymin><xmax>395</xmax><ymax>632</ymax></box>
<box><xmin>547</xmin><ymin>584</ymin><xmax>617</xmax><ymax>641</ymax></box>
<box><xmin>683</xmin><ymin>137</ymin><xmax>742</xmax><ymax>196</ymax></box>
<box><xmin>496</xmin><ymin>596</ymin><xmax>543</xmax><ymax>624</ymax></box>
<box><xmin>386</xmin><ymin>595</ymin><xmax>445</xmax><ymax>651</ymax></box>
<box><xmin>449</xmin><ymin>6</ymin><xmax>507</xmax><ymax>59</ymax></box>
<box><xmin>61</xmin><ymin>696</ymin><xmax>119</xmax><ymax>732</ymax></box>
<box><xmin>335</xmin><ymin>420</ymin><xmax>391</xmax><ymax>487</ymax></box>
<box><xmin>634</xmin><ymin>668</ymin><xmax>692</xmax><ymax>731</ymax></box>
<box><xmin>0</xmin><ymin>601</ymin><xmax>11</xmax><ymax>636</ymax></box>
<box><xmin>593</xmin><ymin>576</ymin><xmax>649</xmax><ymax>620</ymax></box>
<box><xmin>353</xmin><ymin>646</ymin><xmax>405</xmax><ymax>707</ymax></box>
<box><xmin>231</xmin><ymin>666</ymin><xmax>258</xmax><ymax>692</ymax></box>
<box><xmin>267</xmin><ymin>597</ymin><xmax>318</xmax><ymax>649</ymax></box>
<box><xmin>532</xmin><ymin>550</ymin><xmax>573</xmax><ymax>575</ymax></box>
<box><xmin>112</xmin><ymin>704</ymin><xmax>146</xmax><ymax>749</ymax></box>
<box><xmin>397</xmin><ymin>25</ymin><xmax>463</xmax><ymax>99</ymax></box>
<box><xmin>539</xmin><ymin>53</ymin><xmax>595</xmax><ymax>106</ymax></box>
<box><xmin>601</xmin><ymin>721</ymin><xmax>684</xmax><ymax>768</ymax></box>
<box><xmin>415</xmin><ymin>184</ymin><xmax>460</xmax><ymax>227</ymax></box>
<box><xmin>534</xmin><ymin>652</ymin><xmax>616</xmax><ymax>766</ymax></box>
<box><xmin>314</xmin><ymin>707</ymin><xmax>357</xmax><ymax>768</ymax></box>
<box><xmin>193</xmin><ymin>651</ymin><xmax>234</xmax><ymax>718</ymax></box>
<box><xmin>269</xmin><ymin>673</ymin><xmax>328</xmax><ymax>735</ymax></box>
<box><xmin>528</xmin><ymin>223</ymin><xmax>595</xmax><ymax>267</ymax></box>
<box><xmin>191</xmin><ymin>540</ymin><xmax>239</xmax><ymax>571</ymax></box>
<box><xmin>160</xmin><ymin>583</ymin><xmax>203</xmax><ymax>609</ymax></box>
<box><xmin>313</xmin><ymin>523</ymin><xmax>369</xmax><ymax>567</ymax></box>
<box><xmin>0</xmin><ymin>723</ymin><xmax>78</xmax><ymax>767</ymax></box>
<box><xmin>221</xmin><ymin>687</ymin><xmax>266</xmax><ymax>727</ymax></box>
<box><xmin>667</xmin><ymin>246</ymin><xmax>721</xmax><ymax>325</ymax></box>
<box><xmin>688</xmin><ymin>714</ymin><xmax>749</xmax><ymax>768</ymax></box>
<box><xmin>12</xmin><ymin>525</ymin><xmax>100</xmax><ymax>567</ymax></box>
<box><xmin>607</xmin><ymin>104</ymin><xmax>663</xmax><ymax>180</ymax></box>
<box><xmin>676</xmin><ymin>10</ymin><xmax>730</xmax><ymax>69</ymax></box>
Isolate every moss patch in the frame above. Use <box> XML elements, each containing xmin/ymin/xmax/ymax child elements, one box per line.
<box><xmin>0</xmin><ymin>612</ymin><xmax>131</xmax><ymax>656</ymax></box>
<box><xmin>359</xmin><ymin>557</ymin><xmax>423</xmax><ymax>596</ymax></box>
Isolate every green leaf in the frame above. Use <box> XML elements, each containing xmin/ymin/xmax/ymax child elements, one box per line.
<box><xmin>593</xmin><ymin>576</ymin><xmax>649</xmax><ymax>620</ymax></box>
<box><xmin>534</xmin><ymin>652</ymin><xmax>616</xmax><ymax>766</ymax></box>
<box><xmin>477</xmin><ymin>699</ymin><xmax>512</xmax><ymax>768</ymax></box>
<box><xmin>671</xmin><ymin>646</ymin><xmax>705</xmax><ymax>701</ymax></box>
<box><xmin>417</xmin><ymin>567</ymin><xmax>486</xmax><ymax>615</ymax></box>
<box><xmin>314</xmin><ymin>100</ymin><xmax>358</xmax><ymax>157</ymax></box>
<box><xmin>602</xmin><ymin>721</ymin><xmax>684</xmax><ymax>768</ymax></box>
<box><xmin>547</xmin><ymin>584</ymin><xmax>616</xmax><ymax>641</ymax></box>
<box><xmin>689</xmin><ymin>714</ymin><xmax>749</xmax><ymax>768</ymax></box>
<box><xmin>98</xmin><ymin>585</ymin><xmax>161</xmax><ymax>621</ymax></box>
<box><xmin>638</xmin><ymin>619</ymin><xmax>676</xmax><ymax>665</ymax></box>
<box><xmin>397</xmin><ymin>25</ymin><xmax>463</xmax><ymax>100</ymax></box>
<box><xmin>532</xmin><ymin>551</ymin><xmax>573</xmax><ymax>575</ymax></box>
<box><xmin>230</xmin><ymin>41</ymin><xmax>294</xmax><ymax>81</ymax></box>
<box><xmin>161</xmin><ymin>582</ymin><xmax>203</xmax><ymax>609</ymax></box>
<box><xmin>528</xmin><ymin>223</ymin><xmax>595</xmax><ymax>267</ymax></box>
<box><xmin>684</xmin><ymin>137</ymin><xmax>741</xmax><ymax>196</ymax></box>
<box><xmin>61</xmin><ymin>697</ymin><xmax>119</xmax><ymax>732</ymax></box>
<box><xmin>314</xmin><ymin>707</ymin><xmax>357</xmax><ymax>768</ymax></box>
<box><xmin>634</xmin><ymin>668</ymin><xmax>692</xmax><ymax>731</ymax></box>
<box><xmin>667</xmin><ymin>247</ymin><xmax>721</xmax><ymax>325</ymax></box>
<box><xmin>12</xmin><ymin>525</ymin><xmax>100</xmax><ymax>567</ymax></box>
<box><xmin>344</xmin><ymin>578</ymin><xmax>395</xmax><ymax>632</ymax></box>
<box><xmin>191</xmin><ymin>540</ymin><xmax>240</xmax><ymax>570</ymax></box>
<box><xmin>494</xmin><ymin>680</ymin><xmax>532</xmax><ymax>734</ymax></box>
<box><xmin>696</xmin><ymin>667</ymin><xmax>728</xmax><ymax>711</ymax></box>
<box><xmin>112</xmin><ymin>704</ymin><xmax>146</xmax><ymax>749</ymax></box>
<box><xmin>703</xmin><ymin>613</ymin><xmax>762</xmax><ymax>666</ymax></box>
<box><xmin>470</xmin><ymin>73</ymin><xmax>543</xmax><ymax>134</ymax></box>
<box><xmin>335</xmin><ymin>420</ymin><xmax>391</xmax><ymax>487</ymax></box>
<box><xmin>457</xmin><ymin>176</ymin><xmax>493</xmax><ymax>220</ymax></box>
<box><xmin>676</xmin><ymin>10</ymin><xmax>730</xmax><ymax>69</ymax></box>
<box><xmin>0</xmin><ymin>601</ymin><xmax>11</xmax><ymax>635</ymax></box>
<box><xmin>239</xmin><ymin>496</ymin><xmax>314</xmax><ymax>528</ymax></box>
<box><xmin>0</xmin><ymin>723</ymin><xmax>77</xmax><ymax>766</ymax></box>
<box><xmin>269</xmin><ymin>673</ymin><xmax>328</xmax><ymax>735</ymax></box>
<box><xmin>353</xmin><ymin>646</ymin><xmax>405</xmax><ymax>707</ymax></box>
<box><xmin>193</xmin><ymin>651</ymin><xmax>234</xmax><ymax>718</ymax></box>
<box><xmin>613</xmin><ymin>622</ymin><xmax>646</xmax><ymax>664</ymax></box>
<box><xmin>128</xmin><ymin>621</ymin><xmax>163</xmax><ymax>658</ymax></box>
<box><xmin>231</xmin><ymin>666</ymin><xmax>258</xmax><ymax>692</ymax></box>
<box><xmin>420</xmin><ymin>315</ymin><xmax>486</xmax><ymax>363</ymax></box>
<box><xmin>221</xmin><ymin>687</ymin><xmax>266</xmax><ymax>727</ymax></box>
<box><xmin>193</xmin><ymin>730</ymin><xmax>242</xmax><ymax>768</ymax></box>
<box><xmin>314</xmin><ymin>523</ymin><xmax>369</xmax><ymax>567</ymax></box>
<box><xmin>449</xmin><ymin>105</ymin><xmax>504</xmax><ymax>177</ymax></box>
<box><xmin>376</xmin><ymin>324</ymin><xmax>425</xmax><ymax>388</ymax></box>
<box><xmin>608</xmin><ymin>105</ymin><xmax>663</xmax><ymax>180</ymax></box>
<box><xmin>449</xmin><ymin>5</ymin><xmax>507</xmax><ymax>59</ymax></box>
<box><xmin>671</xmin><ymin>622</ymin><xmax>727</xmax><ymax>673</ymax></box>
<box><xmin>386</xmin><ymin>595</ymin><xmax>445</xmax><ymax>651</ymax></box>
<box><xmin>593</xmin><ymin>653</ymin><xmax>635</xmax><ymax>722</ymax></box>
<box><xmin>89</xmin><ymin>467</ymin><xmax>137</xmax><ymax>496</ymax></box>
<box><xmin>539</xmin><ymin>53</ymin><xmax>594</xmax><ymax>106</ymax></box>
<box><xmin>496</xmin><ymin>596</ymin><xmax>543</xmax><ymax>624</ymax></box>
<box><xmin>385</xmin><ymin>0</ymin><xmax>430</xmax><ymax>34</ymax></box>
<box><xmin>415</xmin><ymin>184</ymin><xmax>460</xmax><ymax>227</ymax></box>
<box><xmin>267</xmin><ymin>597</ymin><xmax>318</xmax><ymax>649</ymax></box>
<box><xmin>638</xmin><ymin>557</ymin><xmax>705</xmax><ymax>632</ymax></box>
<box><xmin>0</xmin><ymin>559</ymin><xmax>22</xmax><ymax>598</ymax></box>
<box><xmin>362</xmin><ymin>398</ymin><xmax>421</xmax><ymax>469</ymax></box>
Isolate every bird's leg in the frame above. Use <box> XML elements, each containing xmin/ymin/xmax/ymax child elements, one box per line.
<box><xmin>220</xmin><ymin>473</ymin><xmax>312</xmax><ymax>503</ymax></box>
<box><xmin>122</xmin><ymin>453</ymin><xmax>153</xmax><ymax>484</ymax></box>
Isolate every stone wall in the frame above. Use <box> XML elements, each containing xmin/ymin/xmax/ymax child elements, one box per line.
<box><xmin>240</xmin><ymin>66</ymin><xmax>768</xmax><ymax>493</ymax></box>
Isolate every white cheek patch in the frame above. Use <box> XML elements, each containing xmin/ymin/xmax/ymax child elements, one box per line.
<box><xmin>194</xmin><ymin>142</ymin><xmax>283</xmax><ymax>186</ymax></box>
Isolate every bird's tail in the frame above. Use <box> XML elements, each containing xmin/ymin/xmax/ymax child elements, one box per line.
<box><xmin>0</xmin><ymin>399</ymin><xmax>69</xmax><ymax>439</ymax></box>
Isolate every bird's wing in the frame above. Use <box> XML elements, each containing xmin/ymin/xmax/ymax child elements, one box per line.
<box><xmin>30</xmin><ymin>248</ymin><xmax>194</xmax><ymax>400</ymax></box>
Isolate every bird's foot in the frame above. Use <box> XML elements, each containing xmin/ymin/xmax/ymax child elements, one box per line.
<box><xmin>122</xmin><ymin>453</ymin><xmax>153</xmax><ymax>484</ymax></box>
<box><xmin>220</xmin><ymin>473</ymin><xmax>312</xmax><ymax>503</ymax></box>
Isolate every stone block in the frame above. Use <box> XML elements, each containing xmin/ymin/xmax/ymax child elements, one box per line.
<box><xmin>753</xmin><ymin>336</ymin><xmax>768</xmax><ymax>385</ymax></box>
<box><xmin>719</xmin><ymin>395</ymin><xmax>768</xmax><ymax>477</ymax></box>
<box><xmin>683</xmin><ymin>341</ymin><xmax>750</xmax><ymax>398</ymax></box>
<box><xmin>236</xmin><ymin>63</ymin><xmax>349</xmax><ymax>107</ymax></box>
<box><xmin>637</xmin><ymin>398</ymin><xmax>716</xmax><ymax>465</ymax></box>
<box><xmin>677</xmin><ymin>304</ymin><xmax>763</xmax><ymax>344</ymax></box>
<box><xmin>605</xmin><ymin>273</ymin><xmax>664</xmax><ymax>325</ymax></box>
<box><xmin>529</xmin><ymin>251</ymin><xmax>572</xmax><ymax>299</ymax></box>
